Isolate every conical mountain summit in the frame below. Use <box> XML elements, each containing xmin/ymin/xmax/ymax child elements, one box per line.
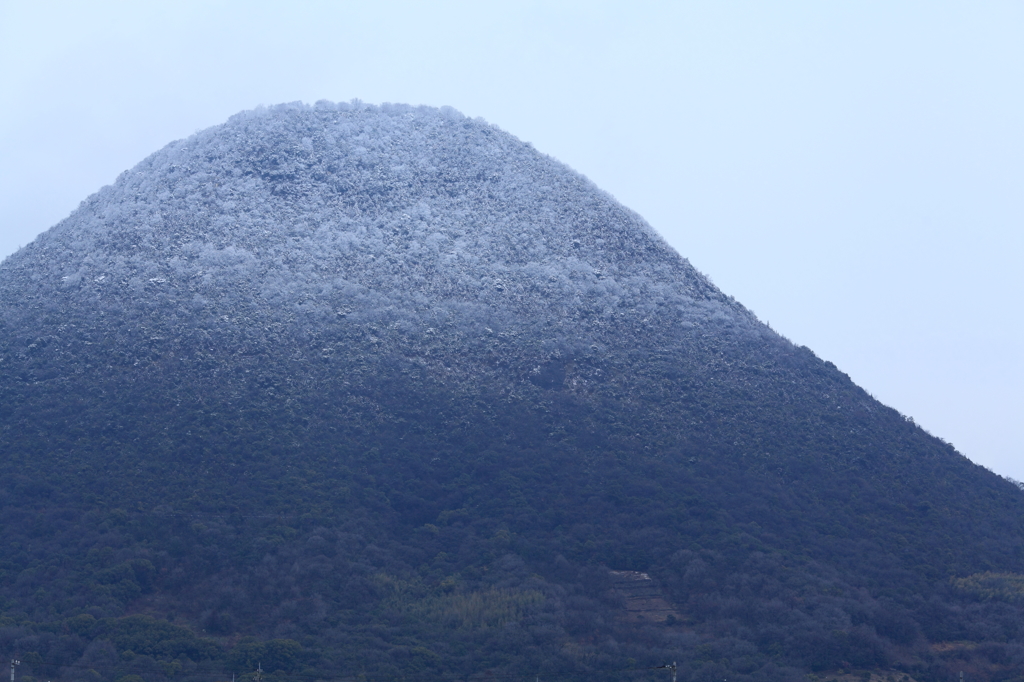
<box><xmin>1</xmin><ymin>100</ymin><xmax>746</xmax><ymax>396</ymax></box>
<box><xmin>1</xmin><ymin>101</ymin><xmax>1022</xmax><ymax>682</ymax></box>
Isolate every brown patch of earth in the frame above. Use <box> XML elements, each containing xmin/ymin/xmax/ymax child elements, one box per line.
<box><xmin>930</xmin><ymin>641</ymin><xmax>978</xmax><ymax>653</ymax></box>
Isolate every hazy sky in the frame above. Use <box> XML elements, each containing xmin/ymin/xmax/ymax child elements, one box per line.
<box><xmin>2</xmin><ymin>1</ymin><xmax>1021</xmax><ymax>480</ymax></box>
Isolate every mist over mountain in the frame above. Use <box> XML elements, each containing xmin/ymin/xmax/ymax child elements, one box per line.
<box><xmin>2</xmin><ymin>101</ymin><xmax>1023</xmax><ymax>682</ymax></box>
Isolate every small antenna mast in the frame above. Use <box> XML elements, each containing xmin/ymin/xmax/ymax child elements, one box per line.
<box><xmin>655</xmin><ymin>661</ymin><xmax>677</xmax><ymax>682</ymax></box>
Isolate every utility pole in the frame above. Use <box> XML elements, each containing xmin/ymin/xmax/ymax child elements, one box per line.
<box><xmin>10</xmin><ymin>659</ymin><xmax>19</xmax><ymax>682</ymax></box>
<box><xmin>253</xmin><ymin>662</ymin><xmax>263</xmax><ymax>682</ymax></box>
<box><xmin>656</xmin><ymin>661</ymin><xmax>677</xmax><ymax>682</ymax></box>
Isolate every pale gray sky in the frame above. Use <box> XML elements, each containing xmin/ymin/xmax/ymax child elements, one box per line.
<box><xmin>2</xmin><ymin>1</ymin><xmax>1021</xmax><ymax>479</ymax></box>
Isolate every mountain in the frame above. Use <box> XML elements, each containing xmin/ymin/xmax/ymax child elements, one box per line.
<box><xmin>1</xmin><ymin>101</ymin><xmax>1023</xmax><ymax>682</ymax></box>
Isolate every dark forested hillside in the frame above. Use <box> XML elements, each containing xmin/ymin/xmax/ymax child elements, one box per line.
<box><xmin>1</xmin><ymin>102</ymin><xmax>1023</xmax><ymax>682</ymax></box>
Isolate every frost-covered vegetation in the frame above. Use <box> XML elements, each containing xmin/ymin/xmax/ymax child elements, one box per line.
<box><xmin>1</xmin><ymin>102</ymin><xmax>1024</xmax><ymax>682</ymax></box>
<box><xmin>2</xmin><ymin>100</ymin><xmax>754</xmax><ymax>386</ymax></box>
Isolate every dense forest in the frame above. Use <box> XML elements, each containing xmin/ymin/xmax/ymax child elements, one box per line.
<box><xmin>1</xmin><ymin>102</ymin><xmax>1023</xmax><ymax>682</ymax></box>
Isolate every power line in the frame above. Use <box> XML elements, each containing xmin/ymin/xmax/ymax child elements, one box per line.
<box><xmin>4</xmin><ymin>658</ymin><xmax>681</xmax><ymax>682</ymax></box>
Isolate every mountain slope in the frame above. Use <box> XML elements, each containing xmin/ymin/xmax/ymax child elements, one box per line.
<box><xmin>1</xmin><ymin>101</ymin><xmax>1022</xmax><ymax>682</ymax></box>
